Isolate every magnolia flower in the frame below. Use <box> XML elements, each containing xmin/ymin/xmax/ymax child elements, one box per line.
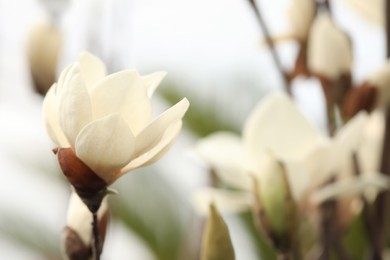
<box><xmin>287</xmin><ymin>0</ymin><xmax>315</xmax><ymax>41</ymax></box>
<box><xmin>307</xmin><ymin>13</ymin><xmax>352</xmax><ymax>81</ymax></box>
<box><xmin>43</xmin><ymin>52</ymin><xmax>189</xmax><ymax>186</ymax></box>
<box><xmin>62</xmin><ymin>192</ymin><xmax>108</xmax><ymax>259</ymax></box>
<box><xmin>192</xmin><ymin>93</ymin><xmax>387</xmax><ymax>216</ymax></box>
<box><xmin>366</xmin><ymin>60</ymin><xmax>390</xmax><ymax>108</ymax></box>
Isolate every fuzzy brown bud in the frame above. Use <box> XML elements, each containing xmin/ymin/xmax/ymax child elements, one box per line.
<box><xmin>342</xmin><ymin>83</ymin><xmax>377</xmax><ymax>120</ymax></box>
<box><xmin>57</xmin><ymin>148</ymin><xmax>108</xmax><ymax>212</ymax></box>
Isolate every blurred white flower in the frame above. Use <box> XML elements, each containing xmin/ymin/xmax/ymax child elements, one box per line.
<box><xmin>287</xmin><ymin>0</ymin><xmax>315</xmax><ymax>41</ymax></box>
<box><xmin>193</xmin><ymin>92</ymin><xmax>387</xmax><ymax>215</ymax></box>
<box><xmin>307</xmin><ymin>13</ymin><xmax>353</xmax><ymax>80</ymax></box>
<box><xmin>367</xmin><ymin>60</ymin><xmax>390</xmax><ymax>108</ymax></box>
<box><xmin>43</xmin><ymin>52</ymin><xmax>189</xmax><ymax>184</ymax></box>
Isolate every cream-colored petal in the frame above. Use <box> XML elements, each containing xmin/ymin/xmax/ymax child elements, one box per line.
<box><xmin>134</xmin><ymin>98</ymin><xmax>189</xmax><ymax>157</ymax></box>
<box><xmin>78</xmin><ymin>51</ymin><xmax>107</xmax><ymax>89</ymax></box>
<box><xmin>59</xmin><ymin>72</ymin><xmax>93</xmax><ymax>147</ymax></box>
<box><xmin>117</xmin><ymin>121</ymin><xmax>183</xmax><ymax>179</ymax></box>
<box><xmin>42</xmin><ymin>84</ymin><xmax>70</xmax><ymax>147</ymax></box>
<box><xmin>191</xmin><ymin>187</ymin><xmax>252</xmax><ymax>216</ymax></box>
<box><xmin>141</xmin><ymin>71</ymin><xmax>167</xmax><ymax>97</ymax></box>
<box><xmin>310</xmin><ymin>173</ymin><xmax>389</xmax><ymax>205</ymax></box>
<box><xmin>75</xmin><ymin>114</ymin><xmax>135</xmax><ymax>183</ymax></box>
<box><xmin>307</xmin><ymin>13</ymin><xmax>352</xmax><ymax>80</ymax></box>
<box><xmin>343</xmin><ymin>0</ymin><xmax>384</xmax><ymax>25</ymax></box>
<box><xmin>333</xmin><ymin>112</ymin><xmax>368</xmax><ymax>178</ymax></box>
<box><xmin>243</xmin><ymin>92</ymin><xmax>322</xmax><ymax>162</ymax></box>
<box><xmin>56</xmin><ymin>64</ymin><xmax>72</xmax><ymax>94</ymax></box>
<box><xmin>288</xmin><ymin>0</ymin><xmax>315</xmax><ymax>40</ymax></box>
<box><xmin>195</xmin><ymin>132</ymin><xmax>251</xmax><ymax>190</ymax></box>
<box><xmin>90</xmin><ymin>69</ymin><xmax>152</xmax><ymax>135</ymax></box>
<box><xmin>358</xmin><ymin>111</ymin><xmax>384</xmax><ymax>174</ymax></box>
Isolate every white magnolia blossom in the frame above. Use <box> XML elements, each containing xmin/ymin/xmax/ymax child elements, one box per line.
<box><xmin>287</xmin><ymin>0</ymin><xmax>315</xmax><ymax>41</ymax></box>
<box><xmin>43</xmin><ymin>52</ymin><xmax>189</xmax><ymax>184</ymax></box>
<box><xmin>193</xmin><ymin>92</ymin><xmax>387</xmax><ymax>215</ymax></box>
<box><xmin>65</xmin><ymin>191</ymin><xmax>108</xmax><ymax>247</ymax></box>
<box><xmin>344</xmin><ymin>0</ymin><xmax>384</xmax><ymax>25</ymax></box>
<box><xmin>307</xmin><ymin>13</ymin><xmax>353</xmax><ymax>80</ymax></box>
<box><xmin>367</xmin><ymin>60</ymin><xmax>390</xmax><ymax>107</ymax></box>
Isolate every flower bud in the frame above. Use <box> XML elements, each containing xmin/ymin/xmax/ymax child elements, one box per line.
<box><xmin>288</xmin><ymin>0</ymin><xmax>315</xmax><ymax>42</ymax></box>
<box><xmin>308</xmin><ymin>13</ymin><xmax>352</xmax><ymax>81</ymax></box>
<box><xmin>366</xmin><ymin>61</ymin><xmax>390</xmax><ymax>108</ymax></box>
<box><xmin>252</xmin><ymin>152</ymin><xmax>296</xmax><ymax>253</ymax></box>
<box><xmin>56</xmin><ymin>148</ymin><xmax>108</xmax><ymax>213</ymax></box>
<box><xmin>27</xmin><ymin>22</ymin><xmax>61</xmax><ymax>95</ymax></box>
<box><xmin>62</xmin><ymin>192</ymin><xmax>109</xmax><ymax>260</ymax></box>
<box><xmin>201</xmin><ymin>203</ymin><xmax>235</xmax><ymax>260</ymax></box>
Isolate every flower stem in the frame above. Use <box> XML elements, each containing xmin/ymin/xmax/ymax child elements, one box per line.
<box><xmin>92</xmin><ymin>212</ymin><xmax>100</xmax><ymax>260</ymax></box>
<box><xmin>247</xmin><ymin>0</ymin><xmax>291</xmax><ymax>95</ymax></box>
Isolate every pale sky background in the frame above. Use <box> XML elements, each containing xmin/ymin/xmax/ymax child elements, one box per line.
<box><xmin>0</xmin><ymin>0</ymin><xmax>386</xmax><ymax>259</ymax></box>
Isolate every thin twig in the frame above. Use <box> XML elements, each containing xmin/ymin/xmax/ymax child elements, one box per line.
<box><xmin>92</xmin><ymin>212</ymin><xmax>100</xmax><ymax>260</ymax></box>
<box><xmin>247</xmin><ymin>0</ymin><xmax>291</xmax><ymax>95</ymax></box>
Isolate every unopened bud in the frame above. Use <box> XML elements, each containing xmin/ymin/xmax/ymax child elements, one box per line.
<box><xmin>288</xmin><ymin>0</ymin><xmax>315</xmax><ymax>42</ymax></box>
<box><xmin>27</xmin><ymin>22</ymin><xmax>61</xmax><ymax>96</ymax></box>
<box><xmin>308</xmin><ymin>13</ymin><xmax>352</xmax><ymax>81</ymax></box>
<box><xmin>252</xmin><ymin>152</ymin><xmax>296</xmax><ymax>253</ymax></box>
<box><xmin>201</xmin><ymin>203</ymin><xmax>235</xmax><ymax>260</ymax></box>
<box><xmin>366</xmin><ymin>61</ymin><xmax>390</xmax><ymax>108</ymax></box>
<box><xmin>62</xmin><ymin>192</ymin><xmax>109</xmax><ymax>260</ymax></box>
<box><xmin>57</xmin><ymin>148</ymin><xmax>107</xmax><ymax>213</ymax></box>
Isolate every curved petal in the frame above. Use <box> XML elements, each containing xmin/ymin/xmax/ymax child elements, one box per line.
<box><xmin>191</xmin><ymin>187</ymin><xmax>252</xmax><ymax>216</ymax></box>
<box><xmin>310</xmin><ymin>173</ymin><xmax>389</xmax><ymax>205</ymax></box>
<box><xmin>134</xmin><ymin>98</ymin><xmax>189</xmax><ymax>157</ymax></box>
<box><xmin>243</xmin><ymin>92</ymin><xmax>322</xmax><ymax>162</ymax></box>
<box><xmin>75</xmin><ymin>114</ymin><xmax>135</xmax><ymax>183</ymax></box>
<box><xmin>195</xmin><ymin>132</ymin><xmax>251</xmax><ymax>190</ymax></box>
<box><xmin>141</xmin><ymin>71</ymin><xmax>167</xmax><ymax>97</ymax></box>
<box><xmin>116</xmin><ymin>121</ymin><xmax>183</xmax><ymax>180</ymax></box>
<box><xmin>42</xmin><ymin>84</ymin><xmax>70</xmax><ymax>147</ymax></box>
<box><xmin>90</xmin><ymin>70</ymin><xmax>152</xmax><ymax>135</ymax></box>
<box><xmin>56</xmin><ymin>64</ymin><xmax>72</xmax><ymax>94</ymax></box>
<box><xmin>78</xmin><ymin>52</ymin><xmax>107</xmax><ymax>89</ymax></box>
<box><xmin>59</xmin><ymin>72</ymin><xmax>93</xmax><ymax>147</ymax></box>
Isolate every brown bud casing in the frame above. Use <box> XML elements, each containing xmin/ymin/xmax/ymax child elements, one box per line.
<box><xmin>342</xmin><ymin>83</ymin><xmax>377</xmax><ymax>120</ymax></box>
<box><xmin>57</xmin><ymin>148</ymin><xmax>108</xmax><ymax>213</ymax></box>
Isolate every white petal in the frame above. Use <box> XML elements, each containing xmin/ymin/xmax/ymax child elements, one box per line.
<box><xmin>310</xmin><ymin>173</ymin><xmax>389</xmax><ymax>205</ymax></box>
<box><xmin>343</xmin><ymin>0</ymin><xmax>384</xmax><ymax>25</ymax></box>
<box><xmin>243</xmin><ymin>92</ymin><xmax>322</xmax><ymax>162</ymax></box>
<box><xmin>56</xmin><ymin>64</ymin><xmax>72</xmax><ymax>94</ymax></box>
<box><xmin>134</xmin><ymin>98</ymin><xmax>189</xmax><ymax>157</ymax></box>
<box><xmin>195</xmin><ymin>132</ymin><xmax>251</xmax><ymax>190</ymax></box>
<box><xmin>358</xmin><ymin>111</ymin><xmax>384</xmax><ymax>173</ymax></box>
<box><xmin>59</xmin><ymin>71</ymin><xmax>93</xmax><ymax>147</ymax></box>
<box><xmin>42</xmin><ymin>84</ymin><xmax>70</xmax><ymax>147</ymax></box>
<box><xmin>90</xmin><ymin>69</ymin><xmax>152</xmax><ymax>135</ymax></box>
<box><xmin>332</xmin><ymin>112</ymin><xmax>368</xmax><ymax>178</ymax></box>
<box><xmin>78</xmin><ymin>51</ymin><xmax>107</xmax><ymax>88</ymax></box>
<box><xmin>75</xmin><ymin>114</ymin><xmax>136</xmax><ymax>182</ymax></box>
<box><xmin>141</xmin><ymin>71</ymin><xmax>167</xmax><ymax>97</ymax></box>
<box><xmin>118</xmin><ymin>121</ymin><xmax>183</xmax><ymax>178</ymax></box>
<box><xmin>308</xmin><ymin>13</ymin><xmax>352</xmax><ymax>80</ymax></box>
<box><xmin>191</xmin><ymin>187</ymin><xmax>252</xmax><ymax>216</ymax></box>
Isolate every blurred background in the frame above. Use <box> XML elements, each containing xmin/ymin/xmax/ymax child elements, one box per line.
<box><xmin>0</xmin><ymin>0</ymin><xmax>386</xmax><ymax>259</ymax></box>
